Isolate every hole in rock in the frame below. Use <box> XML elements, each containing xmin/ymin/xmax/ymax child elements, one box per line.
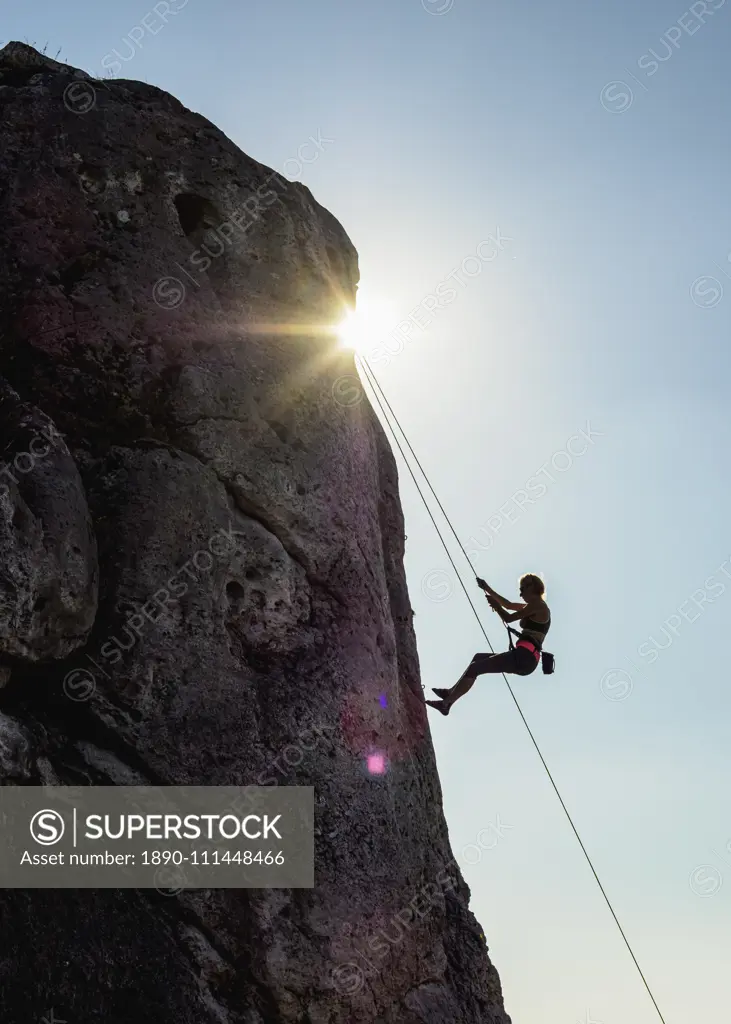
<box><xmin>226</xmin><ymin>581</ymin><xmax>246</xmax><ymax>603</ymax></box>
<box><xmin>174</xmin><ymin>193</ymin><xmax>219</xmax><ymax>238</ymax></box>
<box><xmin>173</xmin><ymin>192</ymin><xmax>231</xmax><ymax>298</ymax></box>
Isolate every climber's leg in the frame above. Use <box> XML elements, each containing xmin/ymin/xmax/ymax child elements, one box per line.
<box><xmin>432</xmin><ymin>655</ymin><xmax>491</xmax><ymax>704</ymax></box>
<box><xmin>439</xmin><ymin>653</ymin><xmax>502</xmax><ymax>707</ymax></box>
<box><xmin>436</xmin><ymin>650</ymin><xmax>533</xmax><ymax>708</ymax></box>
<box><xmin>427</xmin><ymin>678</ymin><xmax>477</xmax><ymax>713</ymax></box>
<box><xmin>425</xmin><ymin>699</ymin><xmax>451</xmax><ymax>716</ymax></box>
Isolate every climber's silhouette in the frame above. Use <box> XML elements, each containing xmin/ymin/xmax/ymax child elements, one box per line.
<box><xmin>426</xmin><ymin>574</ymin><xmax>551</xmax><ymax>716</ymax></box>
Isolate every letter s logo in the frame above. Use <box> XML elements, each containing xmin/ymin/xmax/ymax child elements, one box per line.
<box><xmin>30</xmin><ymin>809</ymin><xmax>65</xmax><ymax>845</ymax></box>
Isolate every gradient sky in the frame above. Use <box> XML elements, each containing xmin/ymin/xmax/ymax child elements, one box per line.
<box><xmin>3</xmin><ymin>1</ymin><xmax>731</xmax><ymax>1020</ymax></box>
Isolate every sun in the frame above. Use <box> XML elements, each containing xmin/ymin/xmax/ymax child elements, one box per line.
<box><xmin>336</xmin><ymin>290</ymin><xmax>396</xmax><ymax>356</ymax></box>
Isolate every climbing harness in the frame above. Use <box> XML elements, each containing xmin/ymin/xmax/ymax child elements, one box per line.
<box><xmin>504</xmin><ymin>625</ymin><xmax>555</xmax><ymax>675</ymax></box>
<box><xmin>356</xmin><ymin>353</ymin><xmax>667</xmax><ymax>1024</ymax></box>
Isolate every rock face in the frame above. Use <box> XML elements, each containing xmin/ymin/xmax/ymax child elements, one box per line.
<box><xmin>0</xmin><ymin>43</ymin><xmax>511</xmax><ymax>1024</ymax></box>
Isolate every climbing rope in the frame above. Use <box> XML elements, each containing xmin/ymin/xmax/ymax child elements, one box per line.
<box><xmin>356</xmin><ymin>354</ymin><xmax>668</xmax><ymax>1024</ymax></box>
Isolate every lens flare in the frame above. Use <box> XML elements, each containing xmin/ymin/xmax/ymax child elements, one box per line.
<box><xmin>367</xmin><ymin>753</ymin><xmax>387</xmax><ymax>775</ymax></box>
<box><xmin>336</xmin><ymin>290</ymin><xmax>396</xmax><ymax>355</ymax></box>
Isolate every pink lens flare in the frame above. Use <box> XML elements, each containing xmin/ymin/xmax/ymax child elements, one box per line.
<box><xmin>367</xmin><ymin>753</ymin><xmax>387</xmax><ymax>775</ymax></box>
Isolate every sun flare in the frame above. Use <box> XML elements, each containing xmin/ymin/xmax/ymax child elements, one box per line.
<box><xmin>336</xmin><ymin>291</ymin><xmax>396</xmax><ymax>356</ymax></box>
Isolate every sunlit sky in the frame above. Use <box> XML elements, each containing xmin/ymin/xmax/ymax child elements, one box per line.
<box><xmin>4</xmin><ymin>1</ymin><xmax>731</xmax><ymax>1020</ymax></box>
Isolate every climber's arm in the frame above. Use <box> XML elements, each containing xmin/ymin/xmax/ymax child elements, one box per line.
<box><xmin>498</xmin><ymin>600</ymin><xmax>544</xmax><ymax>624</ymax></box>
<box><xmin>487</xmin><ymin>598</ymin><xmax>520</xmax><ymax>623</ymax></box>
<box><xmin>492</xmin><ymin>598</ymin><xmax>527</xmax><ymax>612</ymax></box>
<box><xmin>477</xmin><ymin>578</ymin><xmax>525</xmax><ymax>611</ymax></box>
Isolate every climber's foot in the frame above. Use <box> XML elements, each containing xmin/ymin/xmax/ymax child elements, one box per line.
<box><xmin>432</xmin><ymin>688</ymin><xmax>451</xmax><ymax>700</ymax></box>
<box><xmin>425</xmin><ymin>699</ymin><xmax>450</xmax><ymax>716</ymax></box>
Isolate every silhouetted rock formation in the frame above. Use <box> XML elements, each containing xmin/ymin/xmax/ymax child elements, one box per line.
<box><xmin>0</xmin><ymin>41</ymin><xmax>511</xmax><ymax>1024</ymax></box>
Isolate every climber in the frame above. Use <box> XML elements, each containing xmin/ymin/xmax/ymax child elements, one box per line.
<box><xmin>425</xmin><ymin>574</ymin><xmax>551</xmax><ymax>716</ymax></box>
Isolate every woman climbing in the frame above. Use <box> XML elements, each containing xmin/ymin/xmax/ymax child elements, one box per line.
<box><xmin>426</xmin><ymin>573</ymin><xmax>550</xmax><ymax>716</ymax></box>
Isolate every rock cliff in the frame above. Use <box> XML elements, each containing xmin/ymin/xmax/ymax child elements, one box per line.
<box><xmin>0</xmin><ymin>42</ymin><xmax>511</xmax><ymax>1024</ymax></box>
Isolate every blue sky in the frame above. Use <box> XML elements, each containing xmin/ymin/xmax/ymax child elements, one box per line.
<box><xmin>4</xmin><ymin>0</ymin><xmax>731</xmax><ymax>1020</ymax></box>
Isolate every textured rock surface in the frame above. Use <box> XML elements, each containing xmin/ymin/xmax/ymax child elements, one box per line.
<box><xmin>0</xmin><ymin>378</ymin><xmax>98</xmax><ymax>668</ymax></box>
<box><xmin>0</xmin><ymin>42</ymin><xmax>511</xmax><ymax>1024</ymax></box>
